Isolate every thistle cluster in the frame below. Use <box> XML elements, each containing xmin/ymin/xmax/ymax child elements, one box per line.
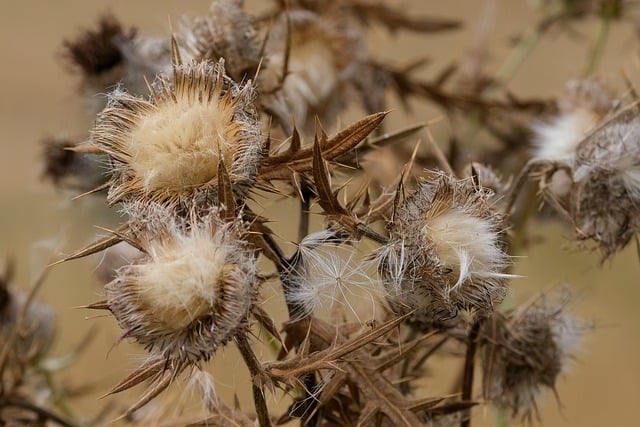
<box><xmin>33</xmin><ymin>1</ymin><xmax>640</xmax><ymax>426</ymax></box>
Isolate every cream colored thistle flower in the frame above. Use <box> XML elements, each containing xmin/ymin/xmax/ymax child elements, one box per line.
<box><xmin>106</xmin><ymin>210</ymin><xmax>258</xmax><ymax>363</ymax></box>
<box><xmin>533</xmin><ymin>79</ymin><xmax>614</xmax><ymax>164</ymax></box>
<box><xmin>90</xmin><ymin>57</ymin><xmax>262</xmax><ymax>207</ymax></box>
<box><xmin>377</xmin><ymin>173</ymin><xmax>511</xmax><ymax>329</ymax></box>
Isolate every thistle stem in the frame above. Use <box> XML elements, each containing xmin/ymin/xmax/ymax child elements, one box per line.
<box><xmin>461</xmin><ymin>320</ymin><xmax>482</xmax><ymax>427</ymax></box>
<box><xmin>235</xmin><ymin>334</ymin><xmax>272</xmax><ymax>427</ymax></box>
<box><xmin>298</xmin><ymin>192</ymin><xmax>311</xmax><ymax>243</ymax></box>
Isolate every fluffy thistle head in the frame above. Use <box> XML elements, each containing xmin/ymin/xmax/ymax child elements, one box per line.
<box><xmin>569</xmin><ymin>106</ymin><xmax>640</xmax><ymax>258</ymax></box>
<box><xmin>90</xmin><ymin>58</ymin><xmax>262</xmax><ymax>208</ymax></box>
<box><xmin>105</xmin><ymin>209</ymin><xmax>258</xmax><ymax>363</ymax></box>
<box><xmin>377</xmin><ymin>173</ymin><xmax>510</xmax><ymax>329</ymax></box>
<box><xmin>259</xmin><ymin>9</ymin><xmax>362</xmax><ymax>132</ymax></box>
<box><xmin>481</xmin><ymin>290</ymin><xmax>590</xmax><ymax>420</ymax></box>
<box><xmin>178</xmin><ymin>0</ymin><xmax>261</xmax><ymax>82</ymax></box>
<box><xmin>532</xmin><ymin>79</ymin><xmax>614</xmax><ymax>163</ymax></box>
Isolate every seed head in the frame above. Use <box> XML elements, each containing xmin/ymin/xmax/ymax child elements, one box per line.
<box><xmin>377</xmin><ymin>173</ymin><xmax>510</xmax><ymax>329</ymax></box>
<box><xmin>90</xmin><ymin>58</ymin><xmax>262</xmax><ymax>208</ymax></box>
<box><xmin>284</xmin><ymin>230</ymin><xmax>378</xmax><ymax>320</ymax></box>
<box><xmin>106</xmin><ymin>211</ymin><xmax>258</xmax><ymax>363</ymax></box>
<box><xmin>178</xmin><ymin>0</ymin><xmax>261</xmax><ymax>82</ymax></box>
<box><xmin>63</xmin><ymin>15</ymin><xmax>172</xmax><ymax>115</ymax></box>
<box><xmin>481</xmin><ymin>290</ymin><xmax>590</xmax><ymax>420</ymax></box>
<box><xmin>533</xmin><ymin>79</ymin><xmax>614</xmax><ymax>163</ymax></box>
<box><xmin>260</xmin><ymin>9</ymin><xmax>362</xmax><ymax>133</ymax></box>
<box><xmin>570</xmin><ymin>106</ymin><xmax>640</xmax><ymax>258</ymax></box>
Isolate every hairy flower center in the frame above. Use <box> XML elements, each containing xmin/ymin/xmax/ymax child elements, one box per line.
<box><xmin>136</xmin><ymin>238</ymin><xmax>228</xmax><ymax>330</ymax></box>
<box><xmin>422</xmin><ymin>209</ymin><xmax>499</xmax><ymax>287</ymax></box>
<box><xmin>127</xmin><ymin>98</ymin><xmax>238</xmax><ymax>191</ymax></box>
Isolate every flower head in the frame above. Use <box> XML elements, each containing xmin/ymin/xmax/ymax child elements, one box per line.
<box><xmin>481</xmin><ymin>290</ymin><xmax>590</xmax><ymax>420</ymax></box>
<box><xmin>63</xmin><ymin>15</ymin><xmax>172</xmax><ymax>115</ymax></box>
<box><xmin>90</xmin><ymin>58</ymin><xmax>262</xmax><ymax>208</ymax></box>
<box><xmin>532</xmin><ymin>79</ymin><xmax>614</xmax><ymax>163</ymax></box>
<box><xmin>284</xmin><ymin>230</ymin><xmax>379</xmax><ymax>320</ymax></box>
<box><xmin>105</xmin><ymin>210</ymin><xmax>258</xmax><ymax>363</ymax></box>
<box><xmin>178</xmin><ymin>0</ymin><xmax>261</xmax><ymax>82</ymax></box>
<box><xmin>259</xmin><ymin>9</ymin><xmax>362</xmax><ymax>133</ymax></box>
<box><xmin>377</xmin><ymin>173</ymin><xmax>510</xmax><ymax>329</ymax></box>
<box><xmin>570</xmin><ymin>106</ymin><xmax>640</xmax><ymax>258</ymax></box>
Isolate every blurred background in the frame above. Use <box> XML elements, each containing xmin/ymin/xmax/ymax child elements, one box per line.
<box><xmin>1</xmin><ymin>1</ymin><xmax>639</xmax><ymax>426</ymax></box>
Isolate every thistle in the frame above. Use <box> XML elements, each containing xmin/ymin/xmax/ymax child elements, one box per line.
<box><xmin>88</xmin><ymin>55</ymin><xmax>261</xmax><ymax>209</ymax></box>
<box><xmin>178</xmin><ymin>0</ymin><xmax>262</xmax><ymax>82</ymax></box>
<box><xmin>259</xmin><ymin>8</ymin><xmax>363</xmax><ymax>133</ymax></box>
<box><xmin>103</xmin><ymin>209</ymin><xmax>258</xmax><ymax>363</ymax></box>
<box><xmin>481</xmin><ymin>290</ymin><xmax>590</xmax><ymax>420</ymax></box>
<box><xmin>377</xmin><ymin>172</ymin><xmax>511</xmax><ymax>329</ymax></box>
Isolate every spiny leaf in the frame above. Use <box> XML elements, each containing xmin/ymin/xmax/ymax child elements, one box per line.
<box><xmin>118</xmin><ymin>370</ymin><xmax>174</xmax><ymax>420</ymax></box>
<box><xmin>259</xmin><ymin>112</ymin><xmax>387</xmax><ymax>180</ymax></box>
<box><xmin>312</xmin><ymin>138</ymin><xmax>347</xmax><ymax>215</ymax></box>
<box><xmin>48</xmin><ymin>226</ymin><xmax>127</xmax><ymax>267</ymax></box>
<box><xmin>105</xmin><ymin>357</ymin><xmax>165</xmax><ymax>396</ymax></box>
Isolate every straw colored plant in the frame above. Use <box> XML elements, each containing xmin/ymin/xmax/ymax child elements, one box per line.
<box><xmin>9</xmin><ymin>0</ymin><xmax>640</xmax><ymax>426</ymax></box>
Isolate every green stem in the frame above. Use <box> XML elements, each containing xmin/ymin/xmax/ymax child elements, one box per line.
<box><xmin>583</xmin><ymin>13</ymin><xmax>612</xmax><ymax>76</ymax></box>
<box><xmin>494</xmin><ymin>24</ymin><xmax>543</xmax><ymax>89</ymax></box>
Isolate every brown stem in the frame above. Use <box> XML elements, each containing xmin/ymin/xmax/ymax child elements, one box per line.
<box><xmin>235</xmin><ymin>334</ymin><xmax>272</xmax><ymax>427</ymax></box>
<box><xmin>298</xmin><ymin>193</ymin><xmax>311</xmax><ymax>243</ymax></box>
<box><xmin>460</xmin><ymin>320</ymin><xmax>482</xmax><ymax>427</ymax></box>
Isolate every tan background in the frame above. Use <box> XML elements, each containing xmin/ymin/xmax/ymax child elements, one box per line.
<box><xmin>1</xmin><ymin>1</ymin><xmax>639</xmax><ymax>426</ymax></box>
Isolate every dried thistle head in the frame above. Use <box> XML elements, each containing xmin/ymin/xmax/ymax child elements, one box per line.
<box><xmin>481</xmin><ymin>290</ymin><xmax>590</xmax><ymax>420</ymax></box>
<box><xmin>533</xmin><ymin>79</ymin><xmax>615</xmax><ymax>163</ymax></box>
<box><xmin>103</xmin><ymin>208</ymin><xmax>259</xmax><ymax>364</ymax></box>
<box><xmin>377</xmin><ymin>173</ymin><xmax>510</xmax><ymax>329</ymax></box>
<box><xmin>63</xmin><ymin>14</ymin><xmax>136</xmax><ymax>84</ymax></box>
<box><xmin>259</xmin><ymin>9</ymin><xmax>363</xmax><ymax>133</ymax></box>
<box><xmin>0</xmin><ymin>262</ymin><xmax>56</xmax><ymax>368</ymax></box>
<box><xmin>63</xmin><ymin>15</ymin><xmax>172</xmax><ymax>115</ymax></box>
<box><xmin>41</xmin><ymin>135</ymin><xmax>108</xmax><ymax>192</ymax></box>
<box><xmin>178</xmin><ymin>0</ymin><xmax>261</xmax><ymax>82</ymax></box>
<box><xmin>90</xmin><ymin>57</ymin><xmax>262</xmax><ymax>208</ymax></box>
<box><xmin>462</xmin><ymin>162</ymin><xmax>508</xmax><ymax>197</ymax></box>
<box><xmin>569</xmin><ymin>106</ymin><xmax>640</xmax><ymax>258</ymax></box>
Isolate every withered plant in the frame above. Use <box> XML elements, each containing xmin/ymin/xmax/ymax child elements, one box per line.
<box><xmin>13</xmin><ymin>0</ymin><xmax>640</xmax><ymax>426</ymax></box>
